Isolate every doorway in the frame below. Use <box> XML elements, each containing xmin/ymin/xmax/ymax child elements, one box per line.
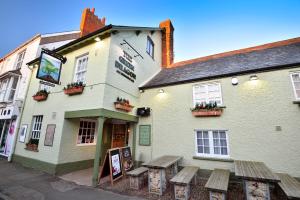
<box><xmin>0</xmin><ymin>119</ymin><xmax>11</xmax><ymax>156</ymax></box>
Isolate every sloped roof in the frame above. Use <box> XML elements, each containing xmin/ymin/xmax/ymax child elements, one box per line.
<box><xmin>141</xmin><ymin>38</ymin><xmax>300</xmax><ymax>89</ymax></box>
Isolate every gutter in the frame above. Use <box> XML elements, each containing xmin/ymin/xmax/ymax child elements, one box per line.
<box><xmin>139</xmin><ymin>62</ymin><xmax>300</xmax><ymax>90</ymax></box>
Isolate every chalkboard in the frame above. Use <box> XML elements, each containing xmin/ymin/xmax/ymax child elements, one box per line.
<box><xmin>121</xmin><ymin>146</ymin><xmax>133</xmax><ymax>172</ymax></box>
<box><xmin>139</xmin><ymin>125</ymin><xmax>151</xmax><ymax>146</ymax></box>
<box><xmin>110</xmin><ymin>148</ymin><xmax>123</xmax><ymax>181</ymax></box>
<box><xmin>99</xmin><ymin>148</ymin><xmax>123</xmax><ymax>185</ymax></box>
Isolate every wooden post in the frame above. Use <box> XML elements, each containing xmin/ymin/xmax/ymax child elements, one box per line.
<box><xmin>92</xmin><ymin>117</ymin><xmax>105</xmax><ymax>187</ymax></box>
<box><xmin>132</xmin><ymin>123</ymin><xmax>136</xmax><ymax>162</ymax></box>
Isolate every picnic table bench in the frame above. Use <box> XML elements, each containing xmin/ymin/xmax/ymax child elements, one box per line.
<box><xmin>234</xmin><ymin>160</ymin><xmax>280</xmax><ymax>200</ymax></box>
<box><xmin>142</xmin><ymin>155</ymin><xmax>182</xmax><ymax>195</ymax></box>
<box><xmin>127</xmin><ymin>167</ymin><xmax>148</xmax><ymax>189</ymax></box>
<box><xmin>170</xmin><ymin>166</ymin><xmax>199</xmax><ymax>200</ymax></box>
<box><xmin>276</xmin><ymin>173</ymin><xmax>300</xmax><ymax>199</ymax></box>
<box><xmin>205</xmin><ymin>169</ymin><xmax>230</xmax><ymax>200</ymax></box>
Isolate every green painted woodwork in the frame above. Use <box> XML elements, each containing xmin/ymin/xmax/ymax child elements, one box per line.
<box><xmin>132</xmin><ymin>124</ymin><xmax>137</xmax><ymax>161</ymax></box>
<box><xmin>13</xmin><ymin>154</ymin><xmax>94</xmax><ymax>175</ymax></box>
<box><xmin>64</xmin><ymin>108</ymin><xmax>138</xmax><ymax>122</ymax></box>
<box><xmin>92</xmin><ymin>117</ymin><xmax>105</xmax><ymax>187</ymax></box>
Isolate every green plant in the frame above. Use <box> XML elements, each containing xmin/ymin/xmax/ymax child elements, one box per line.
<box><xmin>191</xmin><ymin>101</ymin><xmax>221</xmax><ymax>111</ymax></box>
<box><xmin>115</xmin><ymin>97</ymin><xmax>130</xmax><ymax>105</ymax></box>
<box><xmin>64</xmin><ymin>81</ymin><xmax>85</xmax><ymax>90</ymax></box>
<box><xmin>33</xmin><ymin>89</ymin><xmax>49</xmax><ymax>97</ymax></box>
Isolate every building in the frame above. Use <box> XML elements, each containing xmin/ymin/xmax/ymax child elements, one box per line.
<box><xmin>13</xmin><ymin>16</ymin><xmax>300</xmax><ymax>188</ymax></box>
<box><xmin>0</xmin><ymin>31</ymin><xmax>80</xmax><ymax>161</ymax></box>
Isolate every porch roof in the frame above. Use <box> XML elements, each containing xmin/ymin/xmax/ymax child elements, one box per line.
<box><xmin>64</xmin><ymin>108</ymin><xmax>138</xmax><ymax>122</ymax></box>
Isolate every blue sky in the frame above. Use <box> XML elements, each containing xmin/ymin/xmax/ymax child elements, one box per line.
<box><xmin>0</xmin><ymin>0</ymin><xmax>300</xmax><ymax>62</ymax></box>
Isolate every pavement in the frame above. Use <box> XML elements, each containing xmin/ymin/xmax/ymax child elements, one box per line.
<box><xmin>0</xmin><ymin>159</ymin><xmax>143</xmax><ymax>200</ymax></box>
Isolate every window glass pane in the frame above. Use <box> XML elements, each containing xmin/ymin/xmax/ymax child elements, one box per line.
<box><xmin>204</xmin><ymin>147</ymin><xmax>210</xmax><ymax>154</ymax></box>
<box><xmin>213</xmin><ymin>139</ymin><xmax>220</xmax><ymax>146</ymax></box>
<box><xmin>203</xmin><ymin>131</ymin><xmax>209</xmax><ymax>138</ymax></box>
<box><xmin>294</xmin><ymin>82</ymin><xmax>300</xmax><ymax>90</ymax></box>
<box><xmin>296</xmin><ymin>90</ymin><xmax>300</xmax><ymax>98</ymax></box>
<box><xmin>198</xmin><ymin>146</ymin><xmax>203</xmax><ymax>153</ymax></box>
<box><xmin>214</xmin><ymin>147</ymin><xmax>220</xmax><ymax>154</ymax></box>
<box><xmin>203</xmin><ymin>139</ymin><xmax>209</xmax><ymax>146</ymax></box>
<box><xmin>221</xmin><ymin>147</ymin><xmax>228</xmax><ymax>155</ymax></box>
<box><xmin>220</xmin><ymin>132</ymin><xmax>226</xmax><ymax>138</ymax></box>
<box><xmin>292</xmin><ymin>74</ymin><xmax>300</xmax><ymax>82</ymax></box>
<box><xmin>220</xmin><ymin>139</ymin><xmax>227</xmax><ymax>146</ymax></box>
<box><xmin>197</xmin><ymin>139</ymin><xmax>203</xmax><ymax>145</ymax></box>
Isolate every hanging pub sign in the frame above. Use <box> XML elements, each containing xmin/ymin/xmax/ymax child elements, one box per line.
<box><xmin>115</xmin><ymin>50</ymin><xmax>137</xmax><ymax>82</ymax></box>
<box><xmin>36</xmin><ymin>49</ymin><xmax>66</xmax><ymax>85</ymax></box>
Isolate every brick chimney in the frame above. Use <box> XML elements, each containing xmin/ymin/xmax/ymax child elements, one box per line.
<box><xmin>159</xmin><ymin>19</ymin><xmax>174</xmax><ymax>68</ymax></box>
<box><xmin>80</xmin><ymin>8</ymin><xmax>106</xmax><ymax>37</ymax></box>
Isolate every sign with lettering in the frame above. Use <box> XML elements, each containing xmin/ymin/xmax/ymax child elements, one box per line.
<box><xmin>115</xmin><ymin>50</ymin><xmax>136</xmax><ymax>82</ymax></box>
<box><xmin>139</xmin><ymin>125</ymin><xmax>151</xmax><ymax>146</ymax></box>
<box><xmin>121</xmin><ymin>146</ymin><xmax>133</xmax><ymax>172</ymax></box>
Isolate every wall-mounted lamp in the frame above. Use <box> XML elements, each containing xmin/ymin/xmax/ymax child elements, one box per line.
<box><xmin>249</xmin><ymin>74</ymin><xmax>258</xmax><ymax>81</ymax></box>
<box><xmin>231</xmin><ymin>77</ymin><xmax>238</xmax><ymax>85</ymax></box>
<box><xmin>158</xmin><ymin>89</ymin><xmax>165</xmax><ymax>93</ymax></box>
<box><xmin>139</xmin><ymin>89</ymin><xmax>145</xmax><ymax>93</ymax></box>
<box><xmin>94</xmin><ymin>37</ymin><xmax>101</xmax><ymax>42</ymax></box>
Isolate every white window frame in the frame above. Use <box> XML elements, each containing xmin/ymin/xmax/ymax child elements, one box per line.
<box><xmin>30</xmin><ymin>115</ymin><xmax>43</xmax><ymax>140</ymax></box>
<box><xmin>146</xmin><ymin>36</ymin><xmax>154</xmax><ymax>58</ymax></box>
<box><xmin>194</xmin><ymin>130</ymin><xmax>230</xmax><ymax>158</ymax></box>
<box><xmin>39</xmin><ymin>83</ymin><xmax>51</xmax><ymax>92</ymax></box>
<box><xmin>76</xmin><ymin>118</ymin><xmax>97</xmax><ymax>146</ymax></box>
<box><xmin>15</xmin><ymin>49</ymin><xmax>26</xmax><ymax>69</ymax></box>
<box><xmin>0</xmin><ymin>78</ymin><xmax>9</xmax><ymax>102</ymax></box>
<box><xmin>8</xmin><ymin>76</ymin><xmax>19</xmax><ymax>101</ymax></box>
<box><xmin>192</xmin><ymin>82</ymin><xmax>223</xmax><ymax>106</ymax></box>
<box><xmin>73</xmin><ymin>54</ymin><xmax>89</xmax><ymax>83</ymax></box>
<box><xmin>290</xmin><ymin>72</ymin><xmax>300</xmax><ymax>100</ymax></box>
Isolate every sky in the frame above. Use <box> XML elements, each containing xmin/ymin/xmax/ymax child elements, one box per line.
<box><xmin>0</xmin><ymin>0</ymin><xmax>300</xmax><ymax>62</ymax></box>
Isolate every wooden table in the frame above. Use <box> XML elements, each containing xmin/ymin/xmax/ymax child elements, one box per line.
<box><xmin>142</xmin><ymin>155</ymin><xmax>182</xmax><ymax>195</ymax></box>
<box><xmin>234</xmin><ymin>160</ymin><xmax>280</xmax><ymax>200</ymax></box>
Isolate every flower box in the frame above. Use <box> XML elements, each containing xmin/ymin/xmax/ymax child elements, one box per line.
<box><xmin>64</xmin><ymin>86</ymin><xmax>84</xmax><ymax>95</ymax></box>
<box><xmin>114</xmin><ymin>102</ymin><xmax>134</xmax><ymax>112</ymax></box>
<box><xmin>192</xmin><ymin>109</ymin><xmax>223</xmax><ymax>117</ymax></box>
<box><xmin>33</xmin><ymin>94</ymin><xmax>47</xmax><ymax>101</ymax></box>
<box><xmin>25</xmin><ymin>143</ymin><xmax>39</xmax><ymax>152</ymax></box>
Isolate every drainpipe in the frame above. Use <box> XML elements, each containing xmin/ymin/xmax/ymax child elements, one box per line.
<box><xmin>8</xmin><ymin>65</ymin><xmax>33</xmax><ymax>162</ymax></box>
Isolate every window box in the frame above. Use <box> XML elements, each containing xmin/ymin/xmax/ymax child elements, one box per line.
<box><xmin>191</xmin><ymin>102</ymin><xmax>224</xmax><ymax>117</ymax></box>
<box><xmin>63</xmin><ymin>82</ymin><xmax>85</xmax><ymax>96</ymax></box>
<box><xmin>33</xmin><ymin>89</ymin><xmax>49</xmax><ymax>102</ymax></box>
<box><xmin>192</xmin><ymin>109</ymin><xmax>223</xmax><ymax>117</ymax></box>
<box><xmin>114</xmin><ymin>97</ymin><xmax>134</xmax><ymax>112</ymax></box>
<box><xmin>25</xmin><ymin>143</ymin><xmax>38</xmax><ymax>152</ymax></box>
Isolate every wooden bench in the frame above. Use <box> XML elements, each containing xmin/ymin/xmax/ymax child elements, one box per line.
<box><xmin>170</xmin><ymin>166</ymin><xmax>199</xmax><ymax>200</ymax></box>
<box><xmin>276</xmin><ymin>173</ymin><xmax>300</xmax><ymax>199</ymax></box>
<box><xmin>127</xmin><ymin>167</ymin><xmax>148</xmax><ymax>190</ymax></box>
<box><xmin>205</xmin><ymin>169</ymin><xmax>230</xmax><ymax>200</ymax></box>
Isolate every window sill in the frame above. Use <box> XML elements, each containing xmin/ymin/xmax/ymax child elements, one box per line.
<box><xmin>76</xmin><ymin>143</ymin><xmax>96</xmax><ymax>147</ymax></box>
<box><xmin>293</xmin><ymin>100</ymin><xmax>300</xmax><ymax>104</ymax></box>
<box><xmin>193</xmin><ymin>156</ymin><xmax>233</xmax><ymax>162</ymax></box>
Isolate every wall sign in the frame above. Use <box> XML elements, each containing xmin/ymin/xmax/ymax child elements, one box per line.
<box><xmin>36</xmin><ymin>49</ymin><xmax>65</xmax><ymax>84</ymax></box>
<box><xmin>44</xmin><ymin>124</ymin><xmax>56</xmax><ymax>146</ymax></box>
<box><xmin>19</xmin><ymin>124</ymin><xmax>28</xmax><ymax>143</ymax></box>
<box><xmin>115</xmin><ymin>50</ymin><xmax>136</xmax><ymax>82</ymax></box>
<box><xmin>139</xmin><ymin>125</ymin><xmax>151</xmax><ymax>146</ymax></box>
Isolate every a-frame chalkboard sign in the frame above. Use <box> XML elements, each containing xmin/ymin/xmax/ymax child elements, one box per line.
<box><xmin>99</xmin><ymin>148</ymin><xmax>123</xmax><ymax>185</ymax></box>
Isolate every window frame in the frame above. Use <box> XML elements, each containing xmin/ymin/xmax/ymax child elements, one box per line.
<box><xmin>73</xmin><ymin>54</ymin><xmax>89</xmax><ymax>83</ymax></box>
<box><xmin>192</xmin><ymin>82</ymin><xmax>223</xmax><ymax>106</ymax></box>
<box><xmin>14</xmin><ymin>49</ymin><xmax>26</xmax><ymax>69</ymax></box>
<box><xmin>146</xmin><ymin>36</ymin><xmax>154</xmax><ymax>59</ymax></box>
<box><xmin>76</xmin><ymin>118</ymin><xmax>98</xmax><ymax>146</ymax></box>
<box><xmin>30</xmin><ymin>115</ymin><xmax>43</xmax><ymax>141</ymax></box>
<box><xmin>194</xmin><ymin>129</ymin><xmax>230</xmax><ymax>159</ymax></box>
<box><xmin>290</xmin><ymin>72</ymin><xmax>300</xmax><ymax>100</ymax></box>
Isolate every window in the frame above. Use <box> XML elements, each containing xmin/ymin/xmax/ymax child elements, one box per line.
<box><xmin>15</xmin><ymin>50</ymin><xmax>26</xmax><ymax>69</ymax></box>
<box><xmin>195</xmin><ymin>130</ymin><xmax>229</xmax><ymax>158</ymax></box>
<box><xmin>193</xmin><ymin>82</ymin><xmax>222</xmax><ymax>106</ymax></box>
<box><xmin>0</xmin><ymin>79</ymin><xmax>9</xmax><ymax>102</ymax></box>
<box><xmin>146</xmin><ymin>36</ymin><xmax>154</xmax><ymax>58</ymax></box>
<box><xmin>291</xmin><ymin>72</ymin><xmax>300</xmax><ymax>100</ymax></box>
<box><xmin>8</xmin><ymin>77</ymin><xmax>18</xmax><ymax>101</ymax></box>
<box><xmin>74</xmin><ymin>54</ymin><xmax>88</xmax><ymax>83</ymax></box>
<box><xmin>30</xmin><ymin>115</ymin><xmax>43</xmax><ymax>143</ymax></box>
<box><xmin>77</xmin><ymin>119</ymin><xmax>97</xmax><ymax>145</ymax></box>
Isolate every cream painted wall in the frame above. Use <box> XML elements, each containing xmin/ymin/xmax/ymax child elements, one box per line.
<box><xmin>15</xmin><ymin>37</ymin><xmax>111</xmax><ymax>164</ymax></box>
<box><xmin>136</xmin><ymin>67</ymin><xmax>300</xmax><ymax>177</ymax></box>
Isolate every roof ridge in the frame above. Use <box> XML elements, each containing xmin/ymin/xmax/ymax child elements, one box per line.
<box><xmin>171</xmin><ymin>37</ymin><xmax>300</xmax><ymax>68</ymax></box>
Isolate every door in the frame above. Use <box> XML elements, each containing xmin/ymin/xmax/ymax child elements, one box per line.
<box><xmin>100</xmin><ymin>123</ymin><xmax>112</xmax><ymax>165</ymax></box>
<box><xmin>0</xmin><ymin>119</ymin><xmax>11</xmax><ymax>156</ymax></box>
<box><xmin>111</xmin><ymin>124</ymin><xmax>127</xmax><ymax>148</ymax></box>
